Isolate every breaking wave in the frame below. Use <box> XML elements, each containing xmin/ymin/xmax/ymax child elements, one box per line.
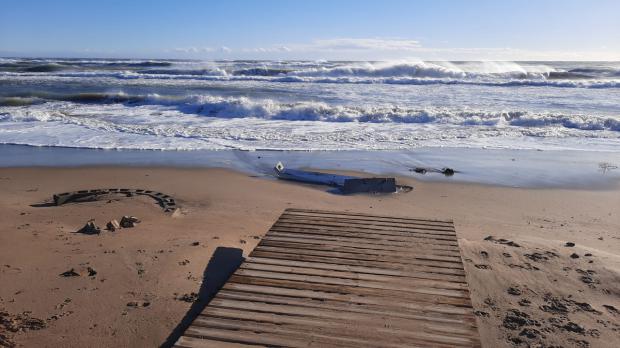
<box><xmin>2</xmin><ymin>94</ymin><xmax>619</xmax><ymax>132</ymax></box>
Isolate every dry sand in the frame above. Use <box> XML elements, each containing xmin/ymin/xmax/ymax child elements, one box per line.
<box><xmin>0</xmin><ymin>166</ymin><xmax>619</xmax><ymax>347</ymax></box>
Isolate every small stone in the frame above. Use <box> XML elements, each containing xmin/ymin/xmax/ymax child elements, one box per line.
<box><xmin>563</xmin><ymin>322</ymin><xmax>585</xmax><ymax>334</ymax></box>
<box><xmin>507</xmin><ymin>287</ymin><xmax>522</xmax><ymax>296</ymax></box>
<box><xmin>77</xmin><ymin>221</ymin><xmax>101</xmax><ymax>235</ymax></box>
<box><xmin>87</xmin><ymin>267</ymin><xmax>97</xmax><ymax>277</ymax></box>
<box><xmin>584</xmin><ymin>253</ymin><xmax>592</xmax><ymax>257</ymax></box>
<box><xmin>502</xmin><ymin>310</ymin><xmax>536</xmax><ymax>330</ymax></box>
<box><xmin>191</xmin><ymin>241</ymin><xmax>200</xmax><ymax>246</ymax></box>
<box><xmin>120</xmin><ymin>216</ymin><xmax>140</xmax><ymax>228</ymax></box>
<box><xmin>519</xmin><ymin>328</ymin><xmax>540</xmax><ymax>339</ymax></box>
<box><xmin>580</xmin><ymin>275</ymin><xmax>596</xmax><ymax>284</ymax></box>
<box><xmin>126</xmin><ymin>301</ymin><xmax>150</xmax><ymax>308</ymax></box>
<box><xmin>570</xmin><ymin>253</ymin><xmax>580</xmax><ymax>259</ymax></box>
<box><xmin>106</xmin><ymin>220</ymin><xmax>120</xmax><ymax>231</ymax></box>
<box><xmin>176</xmin><ymin>292</ymin><xmax>199</xmax><ymax>303</ymax></box>
<box><xmin>565</xmin><ymin>242</ymin><xmax>576</xmax><ymax>247</ymax></box>
<box><xmin>480</xmin><ymin>251</ymin><xmax>489</xmax><ymax>258</ymax></box>
<box><xmin>518</xmin><ymin>298</ymin><xmax>531</xmax><ymax>307</ymax></box>
<box><xmin>603</xmin><ymin>304</ymin><xmax>619</xmax><ymax>314</ymax></box>
<box><xmin>59</xmin><ymin>268</ymin><xmax>80</xmax><ymax>277</ymax></box>
<box><xmin>178</xmin><ymin>259</ymin><xmax>190</xmax><ymax>266</ymax></box>
<box><xmin>509</xmin><ymin>337</ymin><xmax>524</xmax><ymax>345</ymax></box>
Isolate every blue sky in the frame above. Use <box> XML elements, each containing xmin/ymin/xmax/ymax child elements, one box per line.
<box><xmin>1</xmin><ymin>0</ymin><xmax>619</xmax><ymax>60</ymax></box>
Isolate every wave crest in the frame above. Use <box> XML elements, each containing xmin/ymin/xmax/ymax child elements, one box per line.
<box><xmin>3</xmin><ymin>94</ymin><xmax>618</xmax><ymax>132</ymax></box>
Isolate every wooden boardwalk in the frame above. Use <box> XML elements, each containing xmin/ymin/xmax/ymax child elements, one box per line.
<box><xmin>175</xmin><ymin>208</ymin><xmax>481</xmax><ymax>348</ymax></box>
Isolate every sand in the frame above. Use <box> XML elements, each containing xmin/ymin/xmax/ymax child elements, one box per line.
<box><xmin>0</xmin><ymin>166</ymin><xmax>619</xmax><ymax>347</ymax></box>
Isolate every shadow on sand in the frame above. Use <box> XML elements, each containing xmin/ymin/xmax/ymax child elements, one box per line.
<box><xmin>161</xmin><ymin>246</ymin><xmax>244</xmax><ymax>348</ymax></box>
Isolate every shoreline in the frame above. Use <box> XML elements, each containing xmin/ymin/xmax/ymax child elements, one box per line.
<box><xmin>1</xmin><ymin>144</ymin><xmax>619</xmax><ymax>189</ymax></box>
<box><xmin>1</xmin><ymin>166</ymin><xmax>619</xmax><ymax>347</ymax></box>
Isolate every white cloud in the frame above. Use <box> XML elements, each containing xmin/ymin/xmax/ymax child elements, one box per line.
<box><xmin>167</xmin><ymin>38</ymin><xmax>620</xmax><ymax>61</ymax></box>
<box><xmin>304</xmin><ymin>38</ymin><xmax>421</xmax><ymax>51</ymax></box>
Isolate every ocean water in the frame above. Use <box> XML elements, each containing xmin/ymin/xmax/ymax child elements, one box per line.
<box><xmin>1</xmin><ymin>58</ymin><xmax>619</xmax><ymax>152</ymax></box>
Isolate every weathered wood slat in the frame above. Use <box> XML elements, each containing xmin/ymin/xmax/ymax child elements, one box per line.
<box><xmin>274</xmin><ymin>219</ymin><xmax>457</xmax><ymax>236</ymax></box>
<box><xmin>175</xmin><ymin>208</ymin><xmax>481</xmax><ymax>347</ymax></box>
<box><xmin>195</xmin><ymin>309</ymin><xmax>477</xmax><ymax>347</ymax></box>
<box><xmin>221</xmin><ymin>282</ymin><xmax>473</xmax><ymax>316</ymax></box>
<box><xmin>262</xmin><ymin>234</ymin><xmax>462</xmax><ymax>257</ymax></box>
<box><xmin>239</xmin><ymin>262</ymin><xmax>468</xmax><ymax>290</ymax></box>
<box><xmin>270</xmin><ymin>225</ymin><xmax>460</xmax><ymax>246</ymax></box>
<box><xmin>174</xmin><ymin>335</ymin><xmax>264</xmax><ymax>348</ymax></box>
<box><xmin>233</xmin><ymin>269</ymin><xmax>469</xmax><ymax>298</ymax></box>
<box><xmin>274</xmin><ymin>221</ymin><xmax>458</xmax><ymax>240</ymax></box>
<box><xmin>258</xmin><ymin>240</ymin><xmax>464</xmax><ymax>265</ymax></box>
<box><xmin>201</xmin><ymin>302</ymin><xmax>477</xmax><ymax>346</ymax></box>
<box><xmin>284</xmin><ymin>208</ymin><xmax>454</xmax><ymax>225</ymax></box>
<box><xmin>254</xmin><ymin>245</ymin><xmax>465</xmax><ymax>270</ymax></box>
<box><xmin>267</xmin><ymin>230</ymin><xmax>461</xmax><ymax>251</ymax></box>
<box><xmin>245</xmin><ymin>256</ymin><xmax>467</xmax><ymax>282</ymax></box>
<box><xmin>279</xmin><ymin>213</ymin><xmax>457</xmax><ymax>231</ymax></box>
<box><xmin>214</xmin><ymin>290</ymin><xmax>476</xmax><ymax>325</ymax></box>
<box><xmin>249</xmin><ymin>250</ymin><xmax>467</xmax><ymax>276</ymax></box>
<box><xmin>227</xmin><ymin>275</ymin><xmax>473</xmax><ymax>307</ymax></box>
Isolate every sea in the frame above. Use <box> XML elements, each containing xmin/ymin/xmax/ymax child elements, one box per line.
<box><xmin>1</xmin><ymin>58</ymin><xmax>619</xmax><ymax>187</ymax></box>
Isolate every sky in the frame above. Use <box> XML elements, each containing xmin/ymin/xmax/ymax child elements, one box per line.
<box><xmin>1</xmin><ymin>0</ymin><xmax>619</xmax><ymax>60</ymax></box>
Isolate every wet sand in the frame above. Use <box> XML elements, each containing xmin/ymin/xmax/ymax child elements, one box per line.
<box><xmin>1</xmin><ymin>166</ymin><xmax>619</xmax><ymax>347</ymax></box>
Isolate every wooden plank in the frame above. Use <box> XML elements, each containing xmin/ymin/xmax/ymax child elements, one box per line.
<box><xmin>249</xmin><ymin>250</ymin><xmax>466</xmax><ymax>276</ymax></box>
<box><xmin>221</xmin><ymin>282</ymin><xmax>473</xmax><ymax>316</ymax></box>
<box><xmin>273</xmin><ymin>221</ymin><xmax>457</xmax><ymax>240</ymax></box>
<box><xmin>267</xmin><ymin>230</ymin><xmax>461</xmax><ymax>251</ymax></box>
<box><xmin>201</xmin><ymin>301</ymin><xmax>477</xmax><ymax>346</ymax></box>
<box><xmin>270</xmin><ymin>225</ymin><xmax>460</xmax><ymax>246</ymax></box>
<box><xmin>175</xmin><ymin>208</ymin><xmax>481</xmax><ymax>347</ymax></box>
<box><xmin>262</xmin><ymin>235</ymin><xmax>461</xmax><ymax>257</ymax></box>
<box><xmin>239</xmin><ymin>262</ymin><xmax>468</xmax><ymax>290</ymax></box>
<box><xmin>274</xmin><ymin>219</ymin><xmax>457</xmax><ymax>236</ymax></box>
<box><xmin>258</xmin><ymin>240</ymin><xmax>464</xmax><ymax>265</ymax></box>
<box><xmin>184</xmin><ymin>325</ymin><xmax>362</xmax><ymax>348</ymax></box>
<box><xmin>174</xmin><ymin>335</ymin><xmax>265</xmax><ymax>348</ymax></box>
<box><xmin>245</xmin><ymin>256</ymin><xmax>467</xmax><ymax>282</ymax></box>
<box><xmin>233</xmin><ymin>269</ymin><xmax>469</xmax><ymax>298</ymax></box>
<box><xmin>253</xmin><ymin>245</ymin><xmax>465</xmax><ymax>270</ymax></box>
<box><xmin>227</xmin><ymin>275</ymin><xmax>473</xmax><ymax>307</ymax></box>
<box><xmin>195</xmin><ymin>308</ymin><xmax>478</xmax><ymax>347</ymax></box>
<box><xmin>284</xmin><ymin>208</ymin><xmax>454</xmax><ymax>225</ymax></box>
<box><xmin>214</xmin><ymin>290</ymin><xmax>476</xmax><ymax>325</ymax></box>
<box><xmin>279</xmin><ymin>213</ymin><xmax>457</xmax><ymax>231</ymax></box>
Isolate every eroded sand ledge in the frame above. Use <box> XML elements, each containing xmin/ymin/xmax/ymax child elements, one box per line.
<box><xmin>0</xmin><ymin>167</ymin><xmax>619</xmax><ymax>347</ymax></box>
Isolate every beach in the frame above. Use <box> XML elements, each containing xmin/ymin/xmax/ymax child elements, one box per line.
<box><xmin>1</xmin><ymin>165</ymin><xmax>619</xmax><ymax>347</ymax></box>
<box><xmin>2</xmin><ymin>1</ymin><xmax>620</xmax><ymax>346</ymax></box>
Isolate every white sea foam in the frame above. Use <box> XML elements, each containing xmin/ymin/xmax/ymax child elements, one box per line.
<box><xmin>2</xmin><ymin>70</ymin><xmax>619</xmax><ymax>89</ymax></box>
<box><xmin>1</xmin><ymin>59</ymin><xmax>619</xmax><ymax>152</ymax></box>
<box><xmin>1</xmin><ymin>96</ymin><xmax>619</xmax><ymax>151</ymax></box>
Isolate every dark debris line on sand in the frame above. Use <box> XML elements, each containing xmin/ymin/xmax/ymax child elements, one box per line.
<box><xmin>1</xmin><ymin>309</ymin><xmax>46</xmax><ymax>347</ymax></box>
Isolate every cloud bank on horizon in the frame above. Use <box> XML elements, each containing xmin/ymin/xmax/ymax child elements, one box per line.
<box><xmin>1</xmin><ymin>0</ymin><xmax>619</xmax><ymax>60</ymax></box>
<box><xmin>168</xmin><ymin>37</ymin><xmax>620</xmax><ymax>61</ymax></box>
